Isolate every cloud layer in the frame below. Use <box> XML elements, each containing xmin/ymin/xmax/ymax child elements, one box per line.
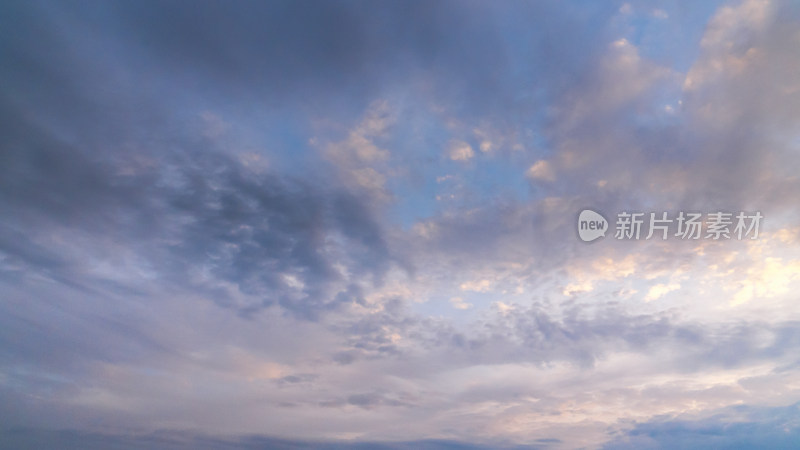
<box><xmin>2</xmin><ymin>0</ymin><xmax>800</xmax><ymax>448</ymax></box>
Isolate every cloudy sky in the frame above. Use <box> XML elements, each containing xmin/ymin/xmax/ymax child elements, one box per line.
<box><xmin>2</xmin><ymin>0</ymin><xmax>800</xmax><ymax>448</ymax></box>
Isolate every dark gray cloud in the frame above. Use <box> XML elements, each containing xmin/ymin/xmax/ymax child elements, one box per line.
<box><xmin>0</xmin><ymin>0</ymin><xmax>625</xmax><ymax>133</ymax></box>
<box><xmin>325</xmin><ymin>297</ymin><xmax>800</xmax><ymax>376</ymax></box>
<box><xmin>0</xmin><ymin>131</ymin><xmax>394</xmax><ymax>319</ymax></box>
<box><xmin>0</xmin><ymin>0</ymin><xmax>615</xmax><ymax>320</ymax></box>
<box><xmin>0</xmin><ymin>428</ymin><xmax>543</xmax><ymax>450</ymax></box>
<box><xmin>605</xmin><ymin>402</ymin><xmax>800</xmax><ymax>449</ymax></box>
<box><xmin>1</xmin><ymin>8</ymin><xmax>397</xmax><ymax>319</ymax></box>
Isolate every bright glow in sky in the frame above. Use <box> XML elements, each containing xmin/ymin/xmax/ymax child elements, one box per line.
<box><xmin>2</xmin><ymin>0</ymin><xmax>800</xmax><ymax>448</ymax></box>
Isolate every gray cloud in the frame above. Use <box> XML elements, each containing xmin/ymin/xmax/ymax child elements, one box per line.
<box><xmin>605</xmin><ymin>402</ymin><xmax>800</xmax><ymax>449</ymax></box>
<box><xmin>0</xmin><ymin>428</ymin><xmax>541</xmax><ymax>450</ymax></box>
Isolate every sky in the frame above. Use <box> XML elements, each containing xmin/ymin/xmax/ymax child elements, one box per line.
<box><xmin>1</xmin><ymin>0</ymin><xmax>800</xmax><ymax>448</ymax></box>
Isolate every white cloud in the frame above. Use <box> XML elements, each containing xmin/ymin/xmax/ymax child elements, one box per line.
<box><xmin>436</xmin><ymin>174</ymin><xmax>454</xmax><ymax>183</ymax></box>
<box><xmin>645</xmin><ymin>283</ymin><xmax>681</xmax><ymax>301</ymax></box>
<box><xmin>525</xmin><ymin>160</ymin><xmax>555</xmax><ymax>182</ymax></box>
<box><xmin>448</xmin><ymin>140</ymin><xmax>475</xmax><ymax>161</ymax></box>
<box><xmin>684</xmin><ymin>0</ymin><xmax>773</xmax><ymax>91</ymax></box>
<box><xmin>473</xmin><ymin>127</ymin><xmax>496</xmax><ymax>153</ymax></box>
<box><xmin>449</xmin><ymin>297</ymin><xmax>473</xmax><ymax>310</ymax></box>
<box><xmin>732</xmin><ymin>257</ymin><xmax>800</xmax><ymax>305</ymax></box>
<box><xmin>460</xmin><ymin>279</ymin><xmax>492</xmax><ymax>292</ymax></box>
<box><xmin>318</xmin><ymin>100</ymin><xmax>394</xmax><ymax>198</ymax></box>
